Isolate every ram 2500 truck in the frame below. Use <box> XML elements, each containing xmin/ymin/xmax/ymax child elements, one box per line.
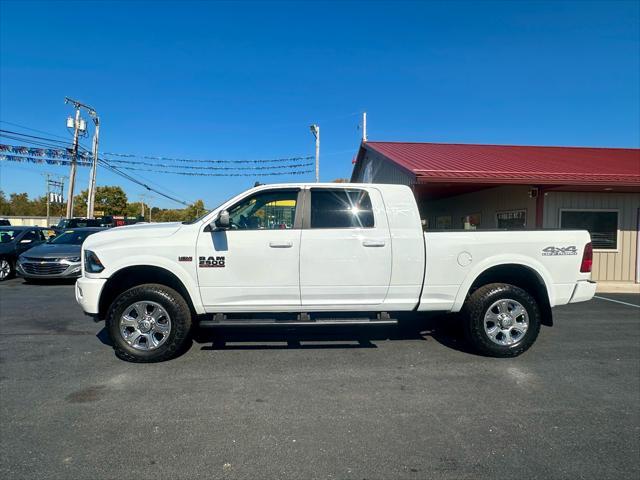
<box><xmin>75</xmin><ymin>183</ymin><xmax>596</xmax><ymax>362</ymax></box>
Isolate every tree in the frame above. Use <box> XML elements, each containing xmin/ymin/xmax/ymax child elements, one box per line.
<box><xmin>0</xmin><ymin>191</ymin><xmax>10</xmax><ymax>216</ymax></box>
<box><xmin>182</xmin><ymin>200</ymin><xmax>206</xmax><ymax>222</ymax></box>
<box><xmin>74</xmin><ymin>186</ymin><xmax>128</xmax><ymax>216</ymax></box>
<box><xmin>8</xmin><ymin>193</ymin><xmax>34</xmax><ymax>216</ymax></box>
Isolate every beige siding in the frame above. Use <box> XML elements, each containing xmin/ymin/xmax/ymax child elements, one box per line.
<box><xmin>423</xmin><ymin>185</ymin><xmax>536</xmax><ymax>229</ymax></box>
<box><xmin>2</xmin><ymin>216</ymin><xmax>62</xmax><ymax>227</ymax></box>
<box><xmin>543</xmin><ymin>192</ymin><xmax>640</xmax><ymax>282</ymax></box>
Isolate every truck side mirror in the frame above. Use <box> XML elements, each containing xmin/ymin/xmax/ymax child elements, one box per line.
<box><xmin>214</xmin><ymin>210</ymin><xmax>230</xmax><ymax>230</ymax></box>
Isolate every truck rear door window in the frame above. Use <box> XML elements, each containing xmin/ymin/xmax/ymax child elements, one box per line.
<box><xmin>310</xmin><ymin>189</ymin><xmax>374</xmax><ymax>228</ymax></box>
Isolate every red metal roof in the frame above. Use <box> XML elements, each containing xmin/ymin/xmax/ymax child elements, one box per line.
<box><xmin>363</xmin><ymin>141</ymin><xmax>640</xmax><ymax>186</ymax></box>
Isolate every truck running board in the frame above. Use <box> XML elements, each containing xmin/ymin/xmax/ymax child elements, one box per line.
<box><xmin>199</xmin><ymin>312</ymin><xmax>397</xmax><ymax>328</ymax></box>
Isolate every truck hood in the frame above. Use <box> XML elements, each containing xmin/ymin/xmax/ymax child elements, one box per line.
<box><xmin>21</xmin><ymin>243</ymin><xmax>81</xmax><ymax>259</ymax></box>
<box><xmin>83</xmin><ymin>222</ymin><xmax>184</xmax><ymax>250</ymax></box>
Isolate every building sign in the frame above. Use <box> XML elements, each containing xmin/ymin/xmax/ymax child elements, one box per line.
<box><xmin>497</xmin><ymin>209</ymin><xmax>527</xmax><ymax>229</ymax></box>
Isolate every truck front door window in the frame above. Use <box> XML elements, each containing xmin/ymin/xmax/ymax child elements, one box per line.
<box><xmin>228</xmin><ymin>190</ymin><xmax>298</xmax><ymax>230</ymax></box>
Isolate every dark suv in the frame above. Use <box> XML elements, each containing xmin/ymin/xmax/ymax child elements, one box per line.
<box><xmin>0</xmin><ymin>227</ymin><xmax>48</xmax><ymax>281</ymax></box>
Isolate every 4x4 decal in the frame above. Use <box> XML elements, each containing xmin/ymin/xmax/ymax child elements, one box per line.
<box><xmin>542</xmin><ymin>246</ymin><xmax>578</xmax><ymax>256</ymax></box>
<box><xmin>199</xmin><ymin>256</ymin><xmax>226</xmax><ymax>268</ymax></box>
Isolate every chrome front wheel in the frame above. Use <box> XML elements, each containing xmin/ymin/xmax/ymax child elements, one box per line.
<box><xmin>119</xmin><ymin>301</ymin><xmax>172</xmax><ymax>351</ymax></box>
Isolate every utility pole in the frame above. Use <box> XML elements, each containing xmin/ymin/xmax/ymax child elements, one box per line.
<box><xmin>139</xmin><ymin>194</ymin><xmax>148</xmax><ymax>220</ymax></box>
<box><xmin>65</xmin><ymin>106</ymin><xmax>82</xmax><ymax>218</ymax></box>
<box><xmin>64</xmin><ymin>97</ymin><xmax>97</xmax><ymax>219</ymax></box>
<box><xmin>87</xmin><ymin>115</ymin><xmax>100</xmax><ymax>219</ymax></box>
<box><xmin>43</xmin><ymin>174</ymin><xmax>67</xmax><ymax>227</ymax></box>
<box><xmin>310</xmin><ymin>124</ymin><xmax>320</xmax><ymax>182</ymax></box>
<box><xmin>362</xmin><ymin>112</ymin><xmax>367</xmax><ymax>142</ymax></box>
<box><xmin>45</xmin><ymin>173</ymin><xmax>51</xmax><ymax>226</ymax></box>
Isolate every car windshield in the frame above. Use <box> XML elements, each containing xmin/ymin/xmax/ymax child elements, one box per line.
<box><xmin>49</xmin><ymin>230</ymin><xmax>98</xmax><ymax>245</ymax></box>
<box><xmin>0</xmin><ymin>230</ymin><xmax>17</xmax><ymax>243</ymax></box>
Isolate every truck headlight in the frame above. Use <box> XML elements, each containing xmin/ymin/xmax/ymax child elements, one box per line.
<box><xmin>84</xmin><ymin>250</ymin><xmax>104</xmax><ymax>273</ymax></box>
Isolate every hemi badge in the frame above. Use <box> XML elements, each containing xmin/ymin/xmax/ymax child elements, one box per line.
<box><xmin>178</xmin><ymin>256</ymin><xmax>193</xmax><ymax>262</ymax></box>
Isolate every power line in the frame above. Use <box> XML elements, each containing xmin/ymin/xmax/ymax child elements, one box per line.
<box><xmin>0</xmin><ymin>120</ymin><xmax>74</xmax><ymax>142</ymax></box>
<box><xmin>0</xmin><ymin>129</ymin><xmax>73</xmax><ymax>147</ymax></box>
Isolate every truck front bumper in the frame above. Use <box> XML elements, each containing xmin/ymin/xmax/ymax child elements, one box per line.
<box><xmin>75</xmin><ymin>276</ymin><xmax>107</xmax><ymax>316</ymax></box>
<box><xmin>569</xmin><ymin>280</ymin><xmax>597</xmax><ymax>304</ymax></box>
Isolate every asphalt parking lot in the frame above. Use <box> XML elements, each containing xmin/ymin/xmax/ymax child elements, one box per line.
<box><xmin>0</xmin><ymin>278</ymin><xmax>638</xmax><ymax>480</ymax></box>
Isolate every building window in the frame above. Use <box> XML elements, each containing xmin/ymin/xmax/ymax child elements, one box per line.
<box><xmin>462</xmin><ymin>213</ymin><xmax>481</xmax><ymax>230</ymax></box>
<box><xmin>560</xmin><ymin>210</ymin><xmax>619</xmax><ymax>250</ymax></box>
<box><xmin>310</xmin><ymin>189</ymin><xmax>374</xmax><ymax>229</ymax></box>
<box><xmin>497</xmin><ymin>209</ymin><xmax>527</xmax><ymax>229</ymax></box>
<box><xmin>435</xmin><ymin>216</ymin><xmax>452</xmax><ymax>229</ymax></box>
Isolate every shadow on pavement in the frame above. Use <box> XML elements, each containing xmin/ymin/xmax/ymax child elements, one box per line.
<box><xmin>193</xmin><ymin>312</ymin><xmax>474</xmax><ymax>354</ymax></box>
<box><xmin>95</xmin><ymin>312</ymin><xmax>476</xmax><ymax>357</ymax></box>
<box><xmin>20</xmin><ymin>278</ymin><xmax>77</xmax><ymax>286</ymax></box>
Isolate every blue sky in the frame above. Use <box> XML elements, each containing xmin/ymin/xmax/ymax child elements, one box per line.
<box><xmin>1</xmin><ymin>0</ymin><xmax>638</xmax><ymax>209</ymax></box>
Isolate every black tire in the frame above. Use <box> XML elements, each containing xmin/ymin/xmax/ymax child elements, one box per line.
<box><xmin>462</xmin><ymin>283</ymin><xmax>541</xmax><ymax>358</ymax></box>
<box><xmin>106</xmin><ymin>284</ymin><xmax>193</xmax><ymax>363</ymax></box>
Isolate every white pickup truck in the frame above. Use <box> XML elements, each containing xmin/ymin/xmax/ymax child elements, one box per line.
<box><xmin>76</xmin><ymin>183</ymin><xmax>596</xmax><ymax>362</ymax></box>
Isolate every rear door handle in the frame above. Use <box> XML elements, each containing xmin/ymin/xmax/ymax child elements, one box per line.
<box><xmin>362</xmin><ymin>239</ymin><xmax>386</xmax><ymax>247</ymax></box>
<box><xmin>269</xmin><ymin>241</ymin><xmax>293</xmax><ymax>248</ymax></box>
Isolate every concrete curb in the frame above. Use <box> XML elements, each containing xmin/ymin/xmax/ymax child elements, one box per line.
<box><xmin>595</xmin><ymin>282</ymin><xmax>640</xmax><ymax>294</ymax></box>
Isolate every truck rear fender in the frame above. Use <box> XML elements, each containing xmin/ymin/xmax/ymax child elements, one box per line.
<box><xmin>452</xmin><ymin>258</ymin><xmax>555</xmax><ymax>325</ymax></box>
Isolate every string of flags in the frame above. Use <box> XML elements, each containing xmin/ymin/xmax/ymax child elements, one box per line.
<box><xmin>0</xmin><ymin>151</ymin><xmax>314</xmax><ymax>177</ymax></box>
<box><xmin>104</xmin><ymin>158</ymin><xmax>314</xmax><ymax>170</ymax></box>
<box><xmin>0</xmin><ymin>153</ymin><xmax>92</xmax><ymax>167</ymax></box>
<box><xmin>0</xmin><ymin>144</ymin><xmax>314</xmax><ymax>173</ymax></box>
<box><xmin>115</xmin><ymin>165</ymin><xmax>315</xmax><ymax>177</ymax></box>
<box><xmin>0</xmin><ymin>144</ymin><xmax>91</xmax><ymax>161</ymax></box>
<box><xmin>102</xmin><ymin>151</ymin><xmax>315</xmax><ymax>164</ymax></box>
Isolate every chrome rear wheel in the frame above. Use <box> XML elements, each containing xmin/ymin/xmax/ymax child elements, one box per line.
<box><xmin>483</xmin><ymin>298</ymin><xmax>529</xmax><ymax>346</ymax></box>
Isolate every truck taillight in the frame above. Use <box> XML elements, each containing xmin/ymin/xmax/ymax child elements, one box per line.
<box><xmin>580</xmin><ymin>242</ymin><xmax>593</xmax><ymax>273</ymax></box>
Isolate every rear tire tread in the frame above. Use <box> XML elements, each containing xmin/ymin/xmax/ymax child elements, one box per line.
<box><xmin>462</xmin><ymin>282</ymin><xmax>541</xmax><ymax>358</ymax></box>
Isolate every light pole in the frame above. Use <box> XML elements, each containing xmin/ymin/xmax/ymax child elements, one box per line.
<box><xmin>310</xmin><ymin>124</ymin><xmax>320</xmax><ymax>182</ymax></box>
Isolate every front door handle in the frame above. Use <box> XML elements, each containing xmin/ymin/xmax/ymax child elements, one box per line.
<box><xmin>269</xmin><ymin>241</ymin><xmax>293</xmax><ymax>248</ymax></box>
<box><xmin>362</xmin><ymin>239</ymin><xmax>386</xmax><ymax>247</ymax></box>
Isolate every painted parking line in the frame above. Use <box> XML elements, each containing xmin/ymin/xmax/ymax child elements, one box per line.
<box><xmin>594</xmin><ymin>296</ymin><xmax>640</xmax><ymax>309</ymax></box>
